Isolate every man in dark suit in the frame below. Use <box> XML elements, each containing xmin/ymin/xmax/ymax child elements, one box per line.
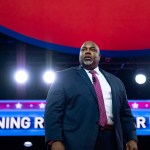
<box><xmin>44</xmin><ymin>41</ymin><xmax>138</xmax><ymax>150</ymax></box>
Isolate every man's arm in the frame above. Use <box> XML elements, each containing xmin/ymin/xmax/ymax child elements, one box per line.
<box><xmin>44</xmin><ymin>74</ymin><xmax>66</xmax><ymax>148</ymax></box>
<box><xmin>119</xmin><ymin>82</ymin><xmax>138</xmax><ymax>143</ymax></box>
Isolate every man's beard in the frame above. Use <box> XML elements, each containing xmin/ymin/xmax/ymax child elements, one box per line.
<box><xmin>83</xmin><ymin>59</ymin><xmax>93</xmax><ymax>65</ymax></box>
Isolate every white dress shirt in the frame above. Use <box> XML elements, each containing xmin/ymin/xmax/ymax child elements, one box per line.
<box><xmin>84</xmin><ymin>67</ymin><xmax>114</xmax><ymax>125</ymax></box>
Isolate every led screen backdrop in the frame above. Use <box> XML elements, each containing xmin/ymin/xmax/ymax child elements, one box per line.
<box><xmin>0</xmin><ymin>100</ymin><xmax>150</xmax><ymax>136</ymax></box>
<box><xmin>1</xmin><ymin>0</ymin><xmax>150</xmax><ymax>57</ymax></box>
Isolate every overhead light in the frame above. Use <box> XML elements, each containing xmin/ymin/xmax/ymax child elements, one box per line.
<box><xmin>135</xmin><ymin>73</ymin><xmax>146</xmax><ymax>84</ymax></box>
<box><xmin>14</xmin><ymin>70</ymin><xmax>29</xmax><ymax>84</ymax></box>
<box><xmin>24</xmin><ymin>141</ymin><xmax>33</xmax><ymax>147</ymax></box>
<box><xmin>43</xmin><ymin>70</ymin><xmax>56</xmax><ymax>84</ymax></box>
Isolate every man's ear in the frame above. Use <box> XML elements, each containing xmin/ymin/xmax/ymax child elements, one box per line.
<box><xmin>99</xmin><ymin>55</ymin><xmax>101</xmax><ymax>61</ymax></box>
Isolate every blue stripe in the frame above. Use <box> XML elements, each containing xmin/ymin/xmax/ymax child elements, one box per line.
<box><xmin>1</xmin><ymin>25</ymin><xmax>150</xmax><ymax>57</ymax></box>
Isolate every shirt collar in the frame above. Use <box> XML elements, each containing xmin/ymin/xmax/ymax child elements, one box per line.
<box><xmin>84</xmin><ymin>66</ymin><xmax>100</xmax><ymax>74</ymax></box>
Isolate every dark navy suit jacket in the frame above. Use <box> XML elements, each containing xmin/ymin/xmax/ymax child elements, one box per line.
<box><xmin>44</xmin><ymin>66</ymin><xmax>137</xmax><ymax>150</ymax></box>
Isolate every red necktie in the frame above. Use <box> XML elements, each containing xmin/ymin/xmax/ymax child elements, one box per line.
<box><xmin>89</xmin><ymin>70</ymin><xmax>107</xmax><ymax>126</ymax></box>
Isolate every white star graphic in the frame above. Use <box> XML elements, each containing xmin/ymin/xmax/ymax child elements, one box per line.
<box><xmin>6</xmin><ymin>104</ymin><xmax>10</xmax><ymax>108</ymax></box>
<box><xmin>30</xmin><ymin>104</ymin><xmax>33</xmax><ymax>107</ymax></box>
<box><xmin>16</xmin><ymin>103</ymin><xmax>22</xmax><ymax>109</ymax></box>
<box><xmin>145</xmin><ymin>104</ymin><xmax>149</xmax><ymax>107</ymax></box>
<box><xmin>132</xmin><ymin>103</ymin><xmax>139</xmax><ymax>109</ymax></box>
<box><xmin>39</xmin><ymin>103</ymin><xmax>45</xmax><ymax>109</ymax></box>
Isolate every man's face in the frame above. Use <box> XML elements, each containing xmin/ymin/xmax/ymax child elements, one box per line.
<box><xmin>79</xmin><ymin>41</ymin><xmax>100</xmax><ymax>70</ymax></box>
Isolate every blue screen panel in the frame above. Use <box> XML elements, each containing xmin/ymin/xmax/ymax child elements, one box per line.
<box><xmin>0</xmin><ymin>100</ymin><xmax>150</xmax><ymax>136</ymax></box>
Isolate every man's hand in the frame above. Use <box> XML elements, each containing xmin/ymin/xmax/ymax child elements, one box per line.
<box><xmin>126</xmin><ymin>140</ymin><xmax>138</xmax><ymax>150</ymax></box>
<box><xmin>51</xmin><ymin>141</ymin><xmax>65</xmax><ymax>150</ymax></box>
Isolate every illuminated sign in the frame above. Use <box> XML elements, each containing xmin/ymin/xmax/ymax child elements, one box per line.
<box><xmin>0</xmin><ymin>100</ymin><xmax>45</xmax><ymax>136</ymax></box>
<box><xmin>0</xmin><ymin>100</ymin><xmax>150</xmax><ymax>136</ymax></box>
<box><xmin>129</xmin><ymin>100</ymin><xmax>150</xmax><ymax>135</ymax></box>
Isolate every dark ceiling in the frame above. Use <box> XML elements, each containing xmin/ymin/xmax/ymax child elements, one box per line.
<box><xmin>0</xmin><ymin>33</ymin><xmax>150</xmax><ymax>100</ymax></box>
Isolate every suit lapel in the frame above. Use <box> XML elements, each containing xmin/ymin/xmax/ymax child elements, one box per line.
<box><xmin>76</xmin><ymin>66</ymin><xmax>97</xmax><ymax>100</ymax></box>
<box><xmin>75</xmin><ymin>66</ymin><xmax>117</xmax><ymax>117</ymax></box>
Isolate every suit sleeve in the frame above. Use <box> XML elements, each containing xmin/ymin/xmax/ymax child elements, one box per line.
<box><xmin>119</xmin><ymin>82</ymin><xmax>138</xmax><ymax>143</ymax></box>
<box><xmin>44</xmin><ymin>74</ymin><xmax>66</xmax><ymax>144</ymax></box>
